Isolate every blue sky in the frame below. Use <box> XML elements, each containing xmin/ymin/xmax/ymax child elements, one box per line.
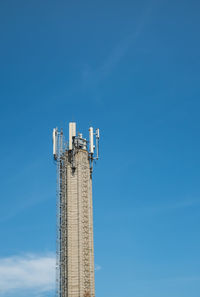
<box><xmin>0</xmin><ymin>0</ymin><xmax>200</xmax><ymax>296</ymax></box>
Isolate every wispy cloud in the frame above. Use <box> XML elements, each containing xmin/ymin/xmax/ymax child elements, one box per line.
<box><xmin>0</xmin><ymin>253</ymin><xmax>102</xmax><ymax>296</ymax></box>
<box><xmin>0</xmin><ymin>253</ymin><xmax>55</xmax><ymax>296</ymax></box>
<box><xmin>0</xmin><ymin>157</ymin><xmax>55</xmax><ymax>223</ymax></box>
<box><xmin>139</xmin><ymin>198</ymin><xmax>200</xmax><ymax>216</ymax></box>
<box><xmin>108</xmin><ymin>198</ymin><xmax>200</xmax><ymax>222</ymax></box>
<box><xmin>82</xmin><ymin>0</ymin><xmax>159</xmax><ymax>90</ymax></box>
<box><xmin>136</xmin><ymin>275</ymin><xmax>200</xmax><ymax>285</ymax></box>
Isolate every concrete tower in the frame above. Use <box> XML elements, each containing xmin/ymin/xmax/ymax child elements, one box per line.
<box><xmin>53</xmin><ymin>123</ymin><xmax>100</xmax><ymax>297</ymax></box>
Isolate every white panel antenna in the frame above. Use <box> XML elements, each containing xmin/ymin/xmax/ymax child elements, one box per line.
<box><xmin>96</xmin><ymin>128</ymin><xmax>100</xmax><ymax>159</ymax></box>
<box><xmin>69</xmin><ymin>122</ymin><xmax>76</xmax><ymax>150</ymax></box>
<box><xmin>89</xmin><ymin>127</ymin><xmax>94</xmax><ymax>154</ymax></box>
<box><xmin>53</xmin><ymin>128</ymin><xmax>57</xmax><ymax>159</ymax></box>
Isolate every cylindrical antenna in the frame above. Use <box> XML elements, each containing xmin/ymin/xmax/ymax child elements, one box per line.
<box><xmin>89</xmin><ymin>127</ymin><xmax>94</xmax><ymax>154</ymax></box>
<box><xmin>69</xmin><ymin>122</ymin><xmax>76</xmax><ymax>150</ymax></box>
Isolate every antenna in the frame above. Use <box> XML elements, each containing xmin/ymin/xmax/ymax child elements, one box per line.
<box><xmin>96</xmin><ymin>128</ymin><xmax>100</xmax><ymax>160</ymax></box>
<box><xmin>53</xmin><ymin>122</ymin><xmax>99</xmax><ymax>169</ymax></box>
<box><xmin>69</xmin><ymin>122</ymin><xmax>76</xmax><ymax>150</ymax></box>
<box><xmin>53</xmin><ymin>128</ymin><xmax>57</xmax><ymax>160</ymax></box>
<box><xmin>89</xmin><ymin>127</ymin><xmax>94</xmax><ymax>154</ymax></box>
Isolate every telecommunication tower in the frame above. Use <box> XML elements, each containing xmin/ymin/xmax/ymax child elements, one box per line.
<box><xmin>53</xmin><ymin>122</ymin><xmax>100</xmax><ymax>297</ymax></box>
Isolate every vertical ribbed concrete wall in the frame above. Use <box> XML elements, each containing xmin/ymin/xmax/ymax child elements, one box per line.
<box><xmin>60</xmin><ymin>149</ymin><xmax>95</xmax><ymax>297</ymax></box>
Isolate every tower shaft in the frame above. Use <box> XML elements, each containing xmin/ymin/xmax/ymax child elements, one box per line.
<box><xmin>60</xmin><ymin>149</ymin><xmax>95</xmax><ymax>297</ymax></box>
